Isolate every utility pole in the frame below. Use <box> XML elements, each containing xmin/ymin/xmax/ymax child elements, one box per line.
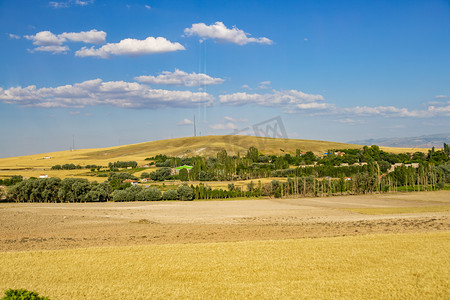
<box><xmin>194</xmin><ymin>114</ymin><xmax>197</xmax><ymax>137</ymax></box>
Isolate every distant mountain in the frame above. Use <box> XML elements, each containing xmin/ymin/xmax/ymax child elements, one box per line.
<box><xmin>348</xmin><ymin>133</ymin><xmax>449</xmax><ymax>148</ymax></box>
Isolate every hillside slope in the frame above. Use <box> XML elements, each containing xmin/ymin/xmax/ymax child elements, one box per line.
<box><xmin>0</xmin><ymin>135</ymin><xmax>428</xmax><ymax>170</ymax></box>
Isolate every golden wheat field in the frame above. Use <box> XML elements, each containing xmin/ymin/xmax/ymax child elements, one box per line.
<box><xmin>1</xmin><ymin>232</ymin><xmax>448</xmax><ymax>299</ymax></box>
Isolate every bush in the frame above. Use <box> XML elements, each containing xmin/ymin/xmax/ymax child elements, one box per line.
<box><xmin>162</xmin><ymin>189</ymin><xmax>178</xmax><ymax>200</ymax></box>
<box><xmin>177</xmin><ymin>185</ymin><xmax>194</xmax><ymax>201</ymax></box>
<box><xmin>112</xmin><ymin>189</ymin><xmax>134</xmax><ymax>202</ymax></box>
<box><xmin>1</xmin><ymin>289</ymin><xmax>49</xmax><ymax>300</ymax></box>
<box><xmin>149</xmin><ymin>168</ymin><xmax>172</xmax><ymax>181</ymax></box>
<box><xmin>140</xmin><ymin>172</ymin><xmax>150</xmax><ymax>179</ymax></box>
<box><xmin>137</xmin><ymin>188</ymin><xmax>161</xmax><ymax>201</ymax></box>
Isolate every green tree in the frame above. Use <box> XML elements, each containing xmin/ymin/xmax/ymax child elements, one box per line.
<box><xmin>112</xmin><ymin>189</ymin><xmax>134</xmax><ymax>202</ymax></box>
<box><xmin>162</xmin><ymin>189</ymin><xmax>179</xmax><ymax>200</ymax></box>
<box><xmin>150</xmin><ymin>167</ymin><xmax>172</xmax><ymax>181</ymax></box>
<box><xmin>246</xmin><ymin>146</ymin><xmax>259</xmax><ymax>163</ymax></box>
<box><xmin>179</xmin><ymin>168</ymin><xmax>189</xmax><ymax>181</ymax></box>
<box><xmin>137</xmin><ymin>187</ymin><xmax>161</xmax><ymax>201</ymax></box>
<box><xmin>177</xmin><ymin>185</ymin><xmax>194</xmax><ymax>201</ymax></box>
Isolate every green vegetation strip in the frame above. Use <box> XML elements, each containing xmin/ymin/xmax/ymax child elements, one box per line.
<box><xmin>344</xmin><ymin>206</ymin><xmax>450</xmax><ymax>215</ymax></box>
<box><xmin>1</xmin><ymin>232</ymin><xmax>449</xmax><ymax>299</ymax></box>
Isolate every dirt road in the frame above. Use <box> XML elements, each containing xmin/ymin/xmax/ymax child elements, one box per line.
<box><xmin>1</xmin><ymin>191</ymin><xmax>449</xmax><ymax>251</ymax></box>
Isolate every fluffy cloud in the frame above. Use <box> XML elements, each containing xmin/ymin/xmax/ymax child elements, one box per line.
<box><xmin>176</xmin><ymin>119</ymin><xmax>193</xmax><ymax>126</ymax></box>
<box><xmin>59</xmin><ymin>29</ymin><xmax>106</xmax><ymax>44</ymax></box>
<box><xmin>25</xmin><ymin>31</ymin><xmax>65</xmax><ymax>46</ymax></box>
<box><xmin>75</xmin><ymin>37</ymin><xmax>185</xmax><ymax>58</ymax></box>
<box><xmin>219</xmin><ymin>90</ymin><xmax>326</xmax><ymax>109</ymax></box>
<box><xmin>0</xmin><ymin>79</ymin><xmax>214</xmax><ymax>108</ymax></box>
<box><xmin>218</xmin><ymin>89</ymin><xmax>450</xmax><ymax>118</ymax></box>
<box><xmin>25</xmin><ymin>29</ymin><xmax>106</xmax><ymax>53</ymax></box>
<box><xmin>343</xmin><ymin>104</ymin><xmax>450</xmax><ymax>118</ymax></box>
<box><xmin>135</xmin><ymin>69</ymin><xmax>224</xmax><ymax>87</ymax></box>
<box><xmin>184</xmin><ymin>22</ymin><xmax>273</xmax><ymax>45</ymax></box>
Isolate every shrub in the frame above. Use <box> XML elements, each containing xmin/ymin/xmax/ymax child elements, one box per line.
<box><xmin>112</xmin><ymin>190</ymin><xmax>134</xmax><ymax>202</ymax></box>
<box><xmin>177</xmin><ymin>185</ymin><xmax>194</xmax><ymax>201</ymax></box>
<box><xmin>1</xmin><ymin>289</ymin><xmax>49</xmax><ymax>300</ymax></box>
<box><xmin>162</xmin><ymin>189</ymin><xmax>178</xmax><ymax>200</ymax></box>
<box><xmin>137</xmin><ymin>188</ymin><xmax>161</xmax><ymax>201</ymax></box>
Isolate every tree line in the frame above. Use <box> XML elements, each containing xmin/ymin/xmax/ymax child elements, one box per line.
<box><xmin>5</xmin><ymin>172</ymin><xmax>196</xmax><ymax>202</ymax></box>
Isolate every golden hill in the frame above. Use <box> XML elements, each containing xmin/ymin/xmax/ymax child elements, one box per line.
<box><xmin>0</xmin><ymin>135</ymin><xmax>428</xmax><ymax>173</ymax></box>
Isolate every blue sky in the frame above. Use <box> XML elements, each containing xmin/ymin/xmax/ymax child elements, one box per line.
<box><xmin>0</xmin><ymin>0</ymin><xmax>449</xmax><ymax>157</ymax></box>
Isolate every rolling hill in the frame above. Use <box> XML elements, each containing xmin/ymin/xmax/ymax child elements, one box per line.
<box><xmin>0</xmin><ymin>135</ymin><xmax>429</xmax><ymax>174</ymax></box>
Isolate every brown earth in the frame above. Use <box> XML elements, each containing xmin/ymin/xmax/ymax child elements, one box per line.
<box><xmin>1</xmin><ymin>190</ymin><xmax>449</xmax><ymax>252</ymax></box>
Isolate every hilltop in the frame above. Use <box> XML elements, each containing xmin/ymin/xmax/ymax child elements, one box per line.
<box><xmin>0</xmin><ymin>135</ymin><xmax>430</xmax><ymax>169</ymax></box>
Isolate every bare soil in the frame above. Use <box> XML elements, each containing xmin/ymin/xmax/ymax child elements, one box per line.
<box><xmin>1</xmin><ymin>191</ymin><xmax>449</xmax><ymax>252</ymax></box>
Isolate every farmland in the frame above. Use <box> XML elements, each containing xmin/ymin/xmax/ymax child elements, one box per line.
<box><xmin>0</xmin><ymin>136</ymin><xmax>448</xmax><ymax>299</ymax></box>
<box><xmin>0</xmin><ymin>190</ymin><xmax>449</xmax><ymax>299</ymax></box>
<box><xmin>1</xmin><ymin>233</ymin><xmax>448</xmax><ymax>299</ymax></box>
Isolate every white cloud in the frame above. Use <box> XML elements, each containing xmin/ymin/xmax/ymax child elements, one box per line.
<box><xmin>219</xmin><ymin>90</ymin><xmax>326</xmax><ymax>109</ymax></box>
<box><xmin>218</xmin><ymin>89</ymin><xmax>450</xmax><ymax>118</ymax></box>
<box><xmin>25</xmin><ymin>29</ymin><xmax>106</xmax><ymax>53</ymax></box>
<box><xmin>135</xmin><ymin>69</ymin><xmax>224</xmax><ymax>87</ymax></box>
<box><xmin>145</xmin><ymin>5</ymin><xmax>151</xmax><ymax>10</ymax></box>
<box><xmin>241</xmin><ymin>84</ymin><xmax>249</xmax><ymax>89</ymax></box>
<box><xmin>25</xmin><ymin>31</ymin><xmax>65</xmax><ymax>46</ymax></box>
<box><xmin>49</xmin><ymin>0</ymin><xmax>93</xmax><ymax>8</ymax></box>
<box><xmin>342</xmin><ymin>102</ymin><xmax>450</xmax><ymax>118</ymax></box>
<box><xmin>8</xmin><ymin>34</ymin><xmax>20</xmax><ymax>39</ymax></box>
<box><xmin>184</xmin><ymin>22</ymin><xmax>273</xmax><ymax>45</ymax></box>
<box><xmin>30</xmin><ymin>45</ymin><xmax>69</xmax><ymax>54</ymax></box>
<box><xmin>0</xmin><ymin>79</ymin><xmax>214</xmax><ymax>109</ymax></box>
<box><xmin>75</xmin><ymin>36</ymin><xmax>185</xmax><ymax>58</ymax></box>
<box><xmin>209</xmin><ymin>122</ymin><xmax>237</xmax><ymax>130</ymax></box>
<box><xmin>75</xmin><ymin>0</ymin><xmax>93</xmax><ymax>5</ymax></box>
<box><xmin>177</xmin><ymin>118</ymin><xmax>193</xmax><ymax>126</ymax></box>
<box><xmin>435</xmin><ymin>95</ymin><xmax>448</xmax><ymax>99</ymax></box>
<box><xmin>59</xmin><ymin>29</ymin><xmax>106</xmax><ymax>44</ymax></box>
<box><xmin>258</xmin><ymin>81</ymin><xmax>271</xmax><ymax>89</ymax></box>
<box><xmin>49</xmin><ymin>1</ymin><xmax>69</xmax><ymax>8</ymax></box>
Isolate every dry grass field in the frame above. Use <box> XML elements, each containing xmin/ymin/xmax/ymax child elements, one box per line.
<box><xmin>1</xmin><ymin>190</ymin><xmax>449</xmax><ymax>251</ymax></box>
<box><xmin>1</xmin><ymin>191</ymin><xmax>449</xmax><ymax>299</ymax></box>
<box><xmin>0</xmin><ymin>136</ymin><xmax>442</xmax><ymax>299</ymax></box>
<box><xmin>1</xmin><ymin>233</ymin><xmax>448</xmax><ymax>299</ymax></box>
<box><xmin>0</xmin><ymin>135</ymin><xmax>429</xmax><ymax>181</ymax></box>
